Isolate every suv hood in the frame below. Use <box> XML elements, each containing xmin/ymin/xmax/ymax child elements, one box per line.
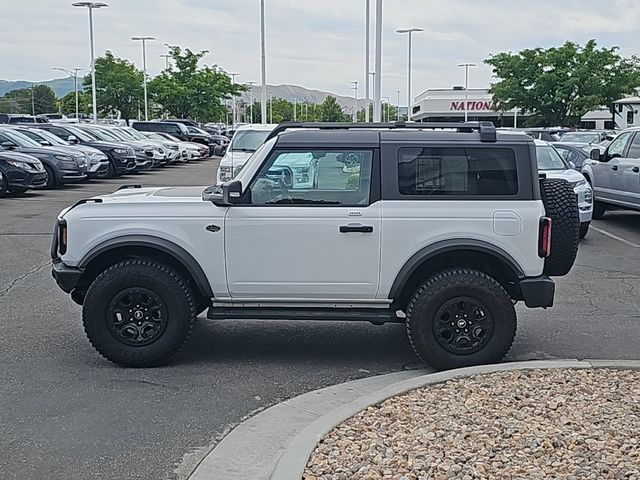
<box><xmin>220</xmin><ymin>150</ymin><xmax>253</xmax><ymax>166</ymax></box>
<box><xmin>86</xmin><ymin>140</ymin><xmax>125</xmax><ymax>150</ymax></box>
<box><xmin>541</xmin><ymin>168</ymin><xmax>585</xmax><ymax>183</ymax></box>
<box><xmin>16</xmin><ymin>146</ymin><xmax>81</xmax><ymax>157</ymax></box>
<box><xmin>0</xmin><ymin>151</ymin><xmax>42</xmax><ymax>164</ymax></box>
<box><xmin>94</xmin><ymin>186</ymin><xmax>206</xmax><ymax>204</ymax></box>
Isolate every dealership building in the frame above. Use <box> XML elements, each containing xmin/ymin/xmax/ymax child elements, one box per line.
<box><xmin>410</xmin><ymin>87</ymin><xmax>616</xmax><ymax>129</ymax></box>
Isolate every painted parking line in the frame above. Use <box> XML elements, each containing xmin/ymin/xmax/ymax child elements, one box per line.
<box><xmin>591</xmin><ymin>226</ymin><xmax>640</xmax><ymax>248</ymax></box>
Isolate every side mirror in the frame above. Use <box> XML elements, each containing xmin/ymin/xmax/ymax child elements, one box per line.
<box><xmin>67</xmin><ymin>135</ymin><xmax>79</xmax><ymax>144</ymax></box>
<box><xmin>1</xmin><ymin>141</ymin><xmax>16</xmax><ymax>150</ymax></box>
<box><xmin>39</xmin><ymin>140</ymin><xmax>51</xmax><ymax>146</ymax></box>
<box><xmin>569</xmin><ymin>161</ymin><xmax>576</xmax><ymax>170</ymax></box>
<box><xmin>202</xmin><ymin>180</ymin><xmax>242</xmax><ymax>206</ymax></box>
<box><xmin>590</xmin><ymin>148</ymin><xmax>601</xmax><ymax>161</ymax></box>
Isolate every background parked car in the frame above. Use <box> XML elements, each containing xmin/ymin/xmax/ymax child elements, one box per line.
<box><xmin>152</xmin><ymin>132</ymin><xmax>208</xmax><ymax>160</ymax></box>
<box><xmin>558</xmin><ymin>130</ymin><xmax>616</xmax><ymax>146</ymax></box>
<box><xmin>0</xmin><ymin>127</ymin><xmax>87</xmax><ymax>188</ymax></box>
<box><xmin>584</xmin><ymin>127</ymin><xmax>640</xmax><ymax>218</ymax></box>
<box><xmin>0</xmin><ymin>114</ymin><xmax>49</xmax><ymax>125</ymax></box>
<box><xmin>216</xmin><ymin>124</ymin><xmax>276</xmax><ymax>183</ymax></box>
<box><xmin>14</xmin><ymin>126</ymin><xmax>110</xmax><ymax>179</ymax></box>
<box><xmin>0</xmin><ymin>151</ymin><xmax>46</xmax><ymax>195</ymax></box>
<box><xmin>35</xmin><ymin>124</ymin><xmax>136</xmax><ymax>177</ymax></box>
<box><xmin>536</xmin><ymin>139</ymin><xmax>593</xmax><ymax>238</ymax></box>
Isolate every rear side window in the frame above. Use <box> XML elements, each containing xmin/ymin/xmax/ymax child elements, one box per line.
<box><xmin>398</xmin><ymin>147</ymin><xmax>518</xmax><ymax>196</ymax></box>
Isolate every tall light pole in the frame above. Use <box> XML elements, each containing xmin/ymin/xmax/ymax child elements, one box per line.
<box><xmin>269</xmin><ymin>93</ymin><xmax>273</xmax><ymax>124</ymax></box>
<box><xmin>373</xmin><ymin>0</ymin><xmax>383</xmax><ymax>122</ymax></box>
<box><xmin>364</xmin><ymin>0</ymin><xmax>370</xmax><ymax>122</ymax></box>
<box><xmin>245</xmin><ymin>81</ymin><xmax>256</xmax><ymax>123</ymax></box>
<box><xmin>382</xmin><ymin>96</ymin><xmax>390</xmax><ymax>123</ymax></box>
<box><xmin>293</xmin><ymin>98</ymin><xmax>297</xmax><ymax>121</ymax></box>
<box><xmin>72</xmin><ymin>2</ymin><xmax>108</xmax><ymax>124</ymax></box>
<box><xmin>351</xmin><ymin>81</ymin><xmax>359</xmax><ymax>122</ymax></box>
<box><xmin>457</xmin><ymin>63</ymin><xmax>477</xmax><ymax>122</ymax></box>
<box><xmin>53</xmin><ymin>67</ymin><xmax>82</xmax><ymax>120</ymax></box>
<box><xmin>131</xmin><ymin>36</ymin><xmax>155</xmax><ymax>121</ymax></box>
<box><xmin>260</xmin><ymin>0</ymin><xmax>267</xmax><ymax>124</ymax></box>
<box><xmin>229</xmin><ymin>73</ymin><xmax>239</xmax><ymax>126</ymax></box>
<box><xmin>396</xmin><ymin>89</ymin><xmax>401</xmax><ymax>121</ymax></box>
<box><xmin>368</xmin><ymin>72</ymin><xmax>375</xmax><ymax>120</ymax></box>
<box><xmin>397</xmin><ymin>27</ymin><xmax>423</xmax><ymax>123</ymax></box>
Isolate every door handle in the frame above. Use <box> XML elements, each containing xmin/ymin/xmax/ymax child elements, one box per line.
<box><xmin>611</xmin><ymin>165</ymin><xmax>618</xmax><ymax>171</ymax></box>
<box><xmin>633</xmin><ymin>166</ymin><xmax>640</xmax><ymax>173</ymax></box>
<box><xmin>340</xmin><ymin>224</ymin><xmax>374</xmax><ymax>233</ymax></box>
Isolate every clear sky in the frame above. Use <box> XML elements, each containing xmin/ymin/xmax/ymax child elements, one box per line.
<box><xmin>2</xmin><ymin>0</ymin><xmax>639</xmax><ymax>104</ymax></box>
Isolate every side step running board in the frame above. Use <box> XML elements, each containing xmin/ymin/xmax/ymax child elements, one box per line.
<box><xmin>207</xmin><ymin>307</ymin><xmax>401</xmax><ymax>325</ymax></box>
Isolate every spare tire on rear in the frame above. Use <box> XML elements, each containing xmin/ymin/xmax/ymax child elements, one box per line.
<box><xmin>540</xmin><ymin>178</ymin><xmax>580</xmax><ymax>276</ymax></box>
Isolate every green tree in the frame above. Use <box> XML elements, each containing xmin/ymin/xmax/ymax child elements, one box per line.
<box><xmin>317</xmin><ymin>95</ymin><xmax>349</xmax><ymax>122</ymax></box>
<box><xmin>60</xmin><ymin>91</ymin><xmax>91</xmax><ymax>116</ymax></box>
<box><xmin>148</xmin><ymin>47</ymin><xmax>244</xmax><ymax>122</ymax></box>
<box><xmin>485</xmin><ymin>40</ymin><xmax>640</xmax><ymax>126</ymax></box>
<box><xmin>0</xmin><ymin>85</ymin><xmax>57</xmax><ymax>115</ymax></box>
<box><xmin>251</xmin><ymin>99</ymin><xmax>320</xmax><ymax>123</ymax></box>
<box><xmin>81</xmin><ymin>51</ymin><xmax>144</xmax><ymax>124</ymax></box>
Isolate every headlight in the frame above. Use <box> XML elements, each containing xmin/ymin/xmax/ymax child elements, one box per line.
<box><xmin>6</xmin><ymin>159</ymin><xmax>35</xmax><ymax>171</ymax></box>
<box><xmin>164</xmin><ymin>143</ymin><xmax>179</xmax><ymax>150</ymax></box>
<box><xmin>113</xmin><ymin>148</ymin><xmax>128</xmax><ymax>155</ymax></box>
<box><xmin>54</xmin><ymin>154</ymin><xmax>75</xmax><ymax>162</ymax></box>
<box><xmin>292</xmin><ymin>166</ymin><xmax>310</xmax><ymax>174</ymax></box>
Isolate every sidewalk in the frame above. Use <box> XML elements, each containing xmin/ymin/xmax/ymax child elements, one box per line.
<box><xmin>188</xmin><ymin>360</ymin><xmax>640</xmax><ymax>480</ymax></box>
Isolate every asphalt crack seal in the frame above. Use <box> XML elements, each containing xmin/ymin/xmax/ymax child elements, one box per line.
<box><xmin>0</xmin><ymin>261</ymin><xmax>51</xmax><ymax>298</ymax></box>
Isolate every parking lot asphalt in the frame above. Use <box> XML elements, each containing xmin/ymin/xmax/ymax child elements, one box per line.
<box><xmin>1</xmin><ymin>157</ymin><xmax>639</xmax><ymax>480</ymax></box>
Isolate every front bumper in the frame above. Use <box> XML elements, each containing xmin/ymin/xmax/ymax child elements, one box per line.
<box><xmin>4</xmin><ymin>167</ymin><xmax>47</xmax><ymax>189</ymax></box>
<box><xmin>518</xmin><ymin>275</ymin><xmax>555</xmax><ymax>308</ymax></box>
<box><xmin>52</xmin><ymin>259</ymin><xmax>83</xmax><ymax>294</ymax></box>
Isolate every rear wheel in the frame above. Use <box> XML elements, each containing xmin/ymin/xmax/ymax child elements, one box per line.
<box><xmin>405</xmin><ymin>269</ymin><xmax>517</xmax><ymax>371</ymax></box>
<box><xmin>82</xmin><ymin>259</ymin><xmax>197</xmax><ymax>367</ymax></box>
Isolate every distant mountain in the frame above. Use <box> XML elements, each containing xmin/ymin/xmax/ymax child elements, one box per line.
<box><xmin>239</xmin><ymin>84</ymin><xmax>367</xmax><ymax>113</ymax></box>
<box><xmin>0</xmin><ymin>78</ymin><xmax>368</xmax><ymax>112</ymax></box>
<box><xmin>0</xmin><ymin>78</ymin><xmax>76</xmax><ymax>97</ymax></box>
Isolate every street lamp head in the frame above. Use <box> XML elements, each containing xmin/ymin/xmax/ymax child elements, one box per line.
<box><xmin>72</xmin><ymin>2</ymin><xmax>108</xmax><ymax>8</ymax></box>
<box><xmin>457</xmin><ymin>63</ymin><xmax>478</xmax><ymax>68</ymax></box>
<box><xmin>131</xmin><ymin>36</ymin><xmax>156</xmax><ymax>41</ymax></box>
<box><xmin>396</xmin><ymin>27</ymin><xmax>424</xmax><ymax>34</ymax></box>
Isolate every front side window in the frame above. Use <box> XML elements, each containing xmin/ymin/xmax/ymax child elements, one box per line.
<box><xmin>608</xmin><ymin>131</ymin><xmax>632</xmax><ymax>158</ymax></box>
<box><xmin>536</xmin><ymin>145</ymin><xmax>568</xmax><ymax>171</ymax></box>
<box><xmin>247</xmin><ymin>150</ymin><xmax>373</xmax><ymax>205</ymax></box>
<box><xmin>625</xmin><ymin>133</ymin><xmax>640</xmax><ymax>159</ymax></box>
<box><xmin>398</xmin><ymin>147</ymin><xmax>518</xmax><ymax>196</ymax></box>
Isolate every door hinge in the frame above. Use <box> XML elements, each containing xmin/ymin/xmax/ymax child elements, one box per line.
<box><xmin>206</xmin><ymin>224</ymin><xmax>221</xmax><ymax>233</ymax></box>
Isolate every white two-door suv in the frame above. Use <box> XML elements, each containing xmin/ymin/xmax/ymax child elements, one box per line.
<box><xmin>52</xmin><ymin>122</ymin><xmax>580</xmax><ymax>370</ymax></box>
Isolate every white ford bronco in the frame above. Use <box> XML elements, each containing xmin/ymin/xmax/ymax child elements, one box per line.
<box><xmin>52</xmin><ymin>122</ymin><xmax>580</xmax><ymax>370</ymax></box>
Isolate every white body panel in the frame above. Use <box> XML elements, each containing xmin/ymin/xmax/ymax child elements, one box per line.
<box><xmin>379</xmin><ymin>200</ymin><xmax>546</xmax><ymax>297</ymax></box>
<box><xmin>224</xmin><ymin>203</ymin><xmax>382</xmax><ymax>299</ymax></box>
<box><xmin>61</xmin><ymin>187</ymin><xmax>229</xmax><ymax>298</ymax></box>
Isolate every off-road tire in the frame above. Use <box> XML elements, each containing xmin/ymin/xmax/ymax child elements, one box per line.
<box><xmin>406</xmin><ymin>269</ymin><xmax>517</xmax><ymax>371</ymax></box>
<box><xmin>579</xmin><ymin>221</ymin><xmax>590</xmax><ymax>239</ymax></box>
<box><xmin>540</xmin><ymin>178</ymin><xmax>580</xmax><ymax>276</ymax></box>
<box><xmin>592</xmin><ymin>201</ymin><xmax>607</xmax><ymax>219</ymax></box>
<box><xmin>82</xmin><ymin>259</ymin><xmax>197</xmax><ymax>367</ymax></box>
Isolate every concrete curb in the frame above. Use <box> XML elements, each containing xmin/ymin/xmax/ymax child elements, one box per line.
<box><xmin>188</xmin><ymin>360</ymin><xmax>640</xmax><ymax>480</ymax></box>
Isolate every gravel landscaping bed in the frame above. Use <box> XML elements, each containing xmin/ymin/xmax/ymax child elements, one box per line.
<box><xmin>304</xmin><ymin>368</ymin><xmax>640</xmax><ymax>480</ymax></box>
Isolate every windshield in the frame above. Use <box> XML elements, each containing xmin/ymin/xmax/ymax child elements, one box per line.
<box><xmin>144</xmin><ymin>133</ymin><xmax>165</xmax><ymax>141</ymax></box>
<box><xmin>0</xmin><ymin>129</ymin><xmax>42</xmax><ymax>147</ymax></box>
<box><xmin>231</xmin><ymin>130</ymin><xmax>271</xmax><ymax>152</ymax></box>
<box><xmin>82</xmin><ymin>127</ymin><xmax>120</xmax><ymax>142</ymax></box>
<box><xmin>160</xmin><ymin>133</ymin><xmax>181</xmax><ymax>142</ymax></box>
<box><xmin>121</xmin><ymin>128</ymin><xmax>146</xmax><ymax>140</ymax></box>
<box><xmin>560</xmin><ymin>132</ymin><xmax>600</xmax><ymax>143</ymax></box>
<box><xmin>65</xmin><ymin>125</ymin><xmax>98</xmax><ymax>142</ymax></box>
<box><xmin>537</xmin><ymin>145</ymin><xmax>568</xmax><ymax>171</ymax></box>
<box><xmin>188</xmin><ymin>126</ymin><xmax>208</xmax><ymax>136</ymax></box>
<box><xmin>105</xmin><ymin>128</ymin><xmax>133</xmax><ymax>141</ymax></box>
<box><xmin>18</xmin><ymin>128</ymin><xmax>66</xmax><ymax>146</ymax></box>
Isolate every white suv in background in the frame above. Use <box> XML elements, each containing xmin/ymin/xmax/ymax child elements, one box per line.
<box><xmin>216</xmin><ymin>124</ymin><xmax>276</xmax><ymax>184</ymax></box>
<box><xmin>535</xmin><ymin>140</ymin><xmax>593</xmax><ymax>238</ymax></box>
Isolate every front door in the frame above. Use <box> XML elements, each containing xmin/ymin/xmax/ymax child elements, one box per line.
<box><xmin>225</xmin><ymin>148</ymin><xmax>381</xmax><ymax>299</ymax></box>
<box><xmin>594</xmin><ymin>131</ymin><xmax>633</xmax><ymax>202</ymax></box>
<box><xmin>614</xmin><ymin>132</ymin><xmax>640</xmax><ymax>206</ymax></box>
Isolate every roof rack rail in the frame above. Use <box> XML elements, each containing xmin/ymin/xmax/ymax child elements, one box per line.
<box><xmin>265</xmin><ymin>121</ymin><xmax>497</xmax><ymax>142</ymax></box>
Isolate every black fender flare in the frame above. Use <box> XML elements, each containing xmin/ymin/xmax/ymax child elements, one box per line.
<box><xmin>388</xmin><ymin>239</ymin><xmax>525</xmax><ymax>300</ymax></box>
<box><xmin>78</xmin><ymin>235</ymin><xmax>214</xmax><ymax>298</ymax></box>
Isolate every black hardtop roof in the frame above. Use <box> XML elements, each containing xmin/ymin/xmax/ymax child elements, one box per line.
<box><xmin>273</xmin><ymin>121</ymin><xmax>534</xmax><ymax>147</ymax></box>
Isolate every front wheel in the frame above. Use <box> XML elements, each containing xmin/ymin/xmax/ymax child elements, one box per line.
<box><xmin>82</xmin><ymin>259</ymin><xmax>197</xmax><ymax>367</ymax></box>
<box><xmin>406</xmin><ymin>269</ymin><xmax>517</xmax><ymax>371</ymax></box>
<box><xmin>579</xmin><ymin>221</ymin><xmax>590</xmax><ymax>239</ymax></box>
<box><xmin>43</xmin><ymin>164</ymin><xmax>57</xmax><ymax>189</ymax></box>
